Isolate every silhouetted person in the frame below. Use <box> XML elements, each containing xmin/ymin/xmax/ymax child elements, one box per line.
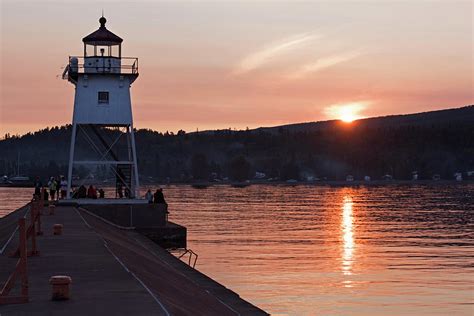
<box><xmin>145</xmin><ymin>189</ymin><xmax>153</xmax><ymax>204</ymax></box>
<box><xmin>87</xmin><ymin>185</ymin><xmax>97</xmax><ymax>199</ymax></box>
<box><xmin>33</xmin><ymin>176</ymin><xmax>42</xmax><ymax>197</ymax></box>
<box><xmin>117</xmin><ymin>184</ymin><xmax>123</xmax><ymax>198</ymax></box>
<box><xmin>60</xmin><ymin>176</ymin><xmax>67</xmax><ymax>199</ymax></box>
<box><xmin>42</xmin><ymin>187</ymin><xmax>49</xmax><ymax>201</ymax></box>
<box><xmin>98</xmin><ymin>188</ymin><xmax>105</xmax><ymax>198</ymax></box>
<box><xmin>153</xmin><ymin>188</ymin><xmax>167</xmax><ymax>205</ymax></box>
<box><xmin>124</xmin><ymin>187</ymin><xmax>130</xmax><ymax>199</ymax></box>
<box><xmin>71</xmin><ymin>187</ymin><xmax>78</xmax><ymax>199</ymax></box>
<box><xmin>78</xmin><ymin>185</ymin><xmax>87</xmax><ymax>199</ymax></box>
<box><xmin>48</xmin><ymin>177</ymin><xmax>57</xmax><ymax>201</ymax></box>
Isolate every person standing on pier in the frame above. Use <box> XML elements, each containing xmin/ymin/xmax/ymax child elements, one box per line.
<box><xmin>43</xmin><ymin>186</ymin><xmax>49</xmax><ymax>201</ymax></box>
<box><xmin>117</xmin><ymin>183</ymin><xmax>124</xmax><ymax>198</ymax></box>
<box><xmin>78</xmin><ymin>185</ymin><xmax>87</xmax><ymax>199</ymax></box>
<box><xmin>60</xmin><ymin>176</ymin><xmax>67</xmax><ymax>199</ymax></box>
<box><xmin>87</xmin><ymin>185</ymin><xmax>97</xmax><ymax>199</ymax></box>
<box><xmin>153</xmin><ymin>188</ymin><xmax>167</xmax><ymax>206</ymax></box>
<box><xmin>33</xmin><ymin>176</ymin><xmax>42</xmax><ymax>198</ymax></box>
<box><xmin>124</xmin><ymin>187</ymin><xmax>131</xmax><ymax>199</ymax></box>
<box><xmin>145</xmin><ymin>189</ymin><xmax>153</xmax><ymax>203</ymax></box>
<box><xmin>48</xmin><ymin>177</ymin><xmax>57</xmax><ymax>201</ymax></box>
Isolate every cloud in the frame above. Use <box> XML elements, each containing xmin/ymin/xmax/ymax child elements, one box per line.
<box><xmin>288</xmin><ymin>50</ymin><xmax>362</xmax><ymax>79</ymax></box>
<box><xmin>233</xmin><ymin>33</ymin><xmax>321</xmax><ymax>75</ymax></box>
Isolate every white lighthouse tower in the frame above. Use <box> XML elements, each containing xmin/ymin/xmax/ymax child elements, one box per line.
<box><xmin>63</xmin><ymin>16</ymin><xmax>140</xmax><ymax>199</ymax></box>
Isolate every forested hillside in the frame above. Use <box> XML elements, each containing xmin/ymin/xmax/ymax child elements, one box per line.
<box><xmin>1</xmin><ymin>105</ymin><xmax>473</xmax><ymax>181</ymax></box>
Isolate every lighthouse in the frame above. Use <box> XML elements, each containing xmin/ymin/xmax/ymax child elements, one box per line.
<box><xmin>63</xmin><ymin>16</ymin><xmax>140</xmax><ymax>199</ymax></box>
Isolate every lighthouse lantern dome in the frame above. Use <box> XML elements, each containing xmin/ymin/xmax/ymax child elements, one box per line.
<box><xmin>82</xmin><ymin>16</ymin><xmax>123</xmax><ymax>58</ymax></box>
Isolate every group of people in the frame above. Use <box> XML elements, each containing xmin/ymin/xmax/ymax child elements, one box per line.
<box><xmin>33</xmin><ymin>176</ymin><xmax>68</xmax><ymax>201</ymax></box>
<box><xmin>72</xmin><ymin>185</ymin><xmax>166</xmax><ymax>204</ymax></box>
<box><xmin>34</xmin><ymin>176</ymin><xmax>167</xmax><ymax>204</ymax></box>
<box><xmin>145</xmin><ymin>188</ymin><xmax>167</xmax><ymax>205</ymax></box>
<box><xmin>72</xmin><ymin>185</ymin><xmax>105</xmax><ymax>199</ymax></box>
<box><xmin>117</xmin><ymin>183</ymin><xmax>132</xmax><ymax>199</ymax></box>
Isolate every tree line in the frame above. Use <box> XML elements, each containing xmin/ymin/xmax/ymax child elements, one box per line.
<box><xmin>0</xmin><ymin>106</ymin><xmax>473</xmax><ymax>182</ymax></box>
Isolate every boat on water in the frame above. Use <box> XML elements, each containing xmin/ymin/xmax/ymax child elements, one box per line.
<box><xmin>1</xmin><ymin>152</ymin><xmax>33</xmax><ymax>187</ymax></box>
<box><xmin>231</xmin><ymin>182</ymin><xmax>251</xmax><ymax>188</ymax></box>
<box><xmin>0</xmin><ymin>175</ymin><xmax>33</xmax><ymax>187</ymax></box>
<box><xmin>192</xmin><ymin>183</ymin><xmax>210</xmax><ymax>189</ymax></box>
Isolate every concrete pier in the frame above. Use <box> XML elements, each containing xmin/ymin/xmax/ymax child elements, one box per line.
<box><xmin>60</xmin><ymin>200</ymin><xmax>187</xmax><ymax>249</ymax></box>
<box><xmin>0</xmin><ymin>204</ymin><xmax>268</xmax><ymax>315</ymax></box>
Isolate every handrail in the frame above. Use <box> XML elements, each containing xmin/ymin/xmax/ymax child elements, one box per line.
<box><xmin>175</xmin><ymin>248</ymin><xmax>199</xmax><ymax>268</ymax></box>
<box><xmin>10</xmin><ymin>198</ymin><xmax>43</xmax><ymax>258</ymax></box>
<box><xmin>0</xmin><ymin>192</ymin><xmax>46</xmax><ymax>305</ymax></box>
<box><xmin>74</xmin><ymin>56</ymin><xmax>138</xmax><ymax>60</ymax></box>
<box><xmin>66</xmin><ymin>56</ymin><xmax>139</xmax><ymax>76</ymax></box>
<box><xmin>0</xmin><ymin>218</ymin><xmax>28</xmax><ymax>304</ymax></box>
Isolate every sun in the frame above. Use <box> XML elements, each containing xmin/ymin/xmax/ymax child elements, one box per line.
<box><xmin>324</xmin><ymin>102</ymin><xmax>368</xmax><ymax>123</ymax></box>
<box><xmin>339</xmin><ymin>106</ymin><xmax>359</xmax><ymax>123</ymax></box>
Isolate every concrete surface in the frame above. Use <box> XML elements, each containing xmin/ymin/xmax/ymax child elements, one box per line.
<box><xmin>0</xmin><ymin>205</ymin><xmax>268</xmax><ymax>315</ymax></box>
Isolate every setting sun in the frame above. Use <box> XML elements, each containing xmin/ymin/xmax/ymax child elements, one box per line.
<box><xmin>324</xmin><ymin>102</ymin><xmax>368</xmax><ymax>123</ymax></box>
<box><xmin>339</xmin><ymin>106</ymin><xmax>359</xmax><ymax>123</ymax></box>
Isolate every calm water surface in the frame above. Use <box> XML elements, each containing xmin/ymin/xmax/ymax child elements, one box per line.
<box><xmin>1</xmin><ymin>185</ymin><xmax>473</xmax><ymax>315</ymax></box>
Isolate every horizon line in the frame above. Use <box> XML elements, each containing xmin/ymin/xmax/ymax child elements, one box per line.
<box><xmin>1</xmin><ymin>104</ymin><xmax>472</xmax><ymax>141</ymax></box>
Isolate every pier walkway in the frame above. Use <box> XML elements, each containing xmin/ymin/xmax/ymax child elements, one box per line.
<box><xmin>0</xmin><ymin>205</ymin><xmax>267</xmax><ymax>315</ymax></box>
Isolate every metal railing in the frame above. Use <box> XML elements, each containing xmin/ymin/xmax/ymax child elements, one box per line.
<box><xmin>64</xmin><ymin>56</ymin><xmax>139</xmax><ymax>79</ymax></box>
<box><xmin>170</xmin><ymin>248</ymin><xmax>198</xmax><ymax>268</ymax></box>
<box><xmin>0</xmin><ymin>194</ymin><xmax>44</xmax><ymax>305</ymax></box>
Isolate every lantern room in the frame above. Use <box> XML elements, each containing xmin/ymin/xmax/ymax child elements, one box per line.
<box><xmin>63</xmin><ymin>16</ymin><xmax>138</xmax><ymax>83</ymax></box>
<box><xmin>83</xmin><ymin>16</ymin><xmax>123</xmax><ymax>58</ymax></box>
<box><xmin>80</xmin><ymin>16</ymin><xmax>124</xmax><ymax>74</ymax></box>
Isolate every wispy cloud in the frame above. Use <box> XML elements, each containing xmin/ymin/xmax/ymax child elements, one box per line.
<box><xmin>288</xmin><ymin>50</ymin><xmax>362</xmax><ymax>79</ymax></box>
<box><xmin>233</xmin><ymin>33</ymin><xmax>321</xmax><ymax>75</ymax></box>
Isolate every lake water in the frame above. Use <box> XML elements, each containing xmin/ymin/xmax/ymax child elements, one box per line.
<box><xmin>1</xmin><ymin>184</ymin><xmax>473</xmax><ymax>315</ymax></box>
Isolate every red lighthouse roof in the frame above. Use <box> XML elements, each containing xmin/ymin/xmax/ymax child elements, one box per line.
<box><xmin>82</xmin><ymin>17</ymin><xmax>123</xmax><ymax>45</ymax></box>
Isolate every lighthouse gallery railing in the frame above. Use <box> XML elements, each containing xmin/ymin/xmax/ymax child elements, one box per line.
<box><xmin>64</xmin><ymin>56</ymin><xmax>138</xmax><ymax>79</ymax></box>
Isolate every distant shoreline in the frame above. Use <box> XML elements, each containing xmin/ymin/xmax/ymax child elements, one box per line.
<box><xmin>145</xmin><ymin>179</ymin><xmax>474</xmax><ymax>187</ymax></box>
<box><xmin>1</xmin><ymin>179</ymin><xmax>472</xmax><ymax>190</ymax></box>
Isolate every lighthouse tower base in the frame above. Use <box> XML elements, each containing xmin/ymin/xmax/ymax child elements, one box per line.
<box><xmin>66</xmin><ymin>123</ymin><xmax>140</xmax><ymax>200</ymax></box>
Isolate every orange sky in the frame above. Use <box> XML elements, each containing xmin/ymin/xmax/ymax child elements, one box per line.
<box><xmin>0</xmin><ymin>1</ymin><xmax>472</xmax><ymax>136</ymax></box>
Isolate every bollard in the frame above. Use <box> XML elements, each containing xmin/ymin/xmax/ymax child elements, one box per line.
<box><xmin>49</xmin><ymin>276</ymin><xmax>72</xmax><ymax>301</ymax></box>
<box><xmin>49</xmin><ymin>205</ymin><xmax>55</xmax><ymax>215</ymax></box>
<box><xmin>53</xmin><ymin>224</ymin><xmax>63</xmax><ymax>235</ymax></box>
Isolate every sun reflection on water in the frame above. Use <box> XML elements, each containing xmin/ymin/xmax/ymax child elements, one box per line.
<box><xmin>342</xmin><ymin>195</ymin><xmax>355</xmax><ymax>286</ymax></box>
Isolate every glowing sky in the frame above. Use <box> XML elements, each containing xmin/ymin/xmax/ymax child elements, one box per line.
<box><xmin>0</xmin><ymin>0</ymin><xmax>472</xmax><ymax>136</ymax></box>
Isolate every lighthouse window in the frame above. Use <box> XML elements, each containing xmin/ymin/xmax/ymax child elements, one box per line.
<box><xmin>98</xmin><ymin>91</ymin><xmax>109</xmax><ymax>104</ymax></box>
